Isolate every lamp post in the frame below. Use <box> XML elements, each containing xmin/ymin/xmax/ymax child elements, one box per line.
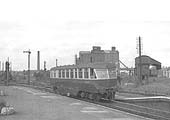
<box><xmin>23</xmin><ymin>49</ymin><xmax>31</xmax><ymax>85</ymax></box>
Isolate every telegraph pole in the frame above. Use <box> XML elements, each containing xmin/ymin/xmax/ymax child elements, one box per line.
<box><xmin>0</xmin><ymin>61</ymin><xmax>1</xmax><ymax>71</ymax></box>
<box><xmin>138</xmin><ymin>36</ymin><xmax>142</xmax><ymax>85</ymax></box>
<box><xmin>23</xmin><ymin>49</ymin><xmax>31</xmax><ymax>85</ymax></box>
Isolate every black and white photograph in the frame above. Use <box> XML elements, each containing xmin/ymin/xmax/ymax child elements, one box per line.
<box><xmin>0</xmin><ymin>0</ymin><xmax>170</xmax><ymax>119</ymax></box>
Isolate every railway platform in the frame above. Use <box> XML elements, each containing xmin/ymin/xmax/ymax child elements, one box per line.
<box><xmin>0</xmin><ymin>85</ymin><xmax>153</xmax><ymax>120</ymax></box>
<box><xmin>115</xmin><ymin>92</ymin><xmax>170</xmax><ymax>101</ymax></box>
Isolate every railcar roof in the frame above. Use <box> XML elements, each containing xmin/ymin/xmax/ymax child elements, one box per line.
<box><xmin>50</xmin><ymin>62</ymin><xmax>116</xmax><ymax>70</ymax></box>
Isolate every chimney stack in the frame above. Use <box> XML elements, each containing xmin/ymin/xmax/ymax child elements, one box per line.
<box><xmin>56</xmin><ymin>59</ymin><xmax>58</xmax><ymax>67</ymax></box>
<box><xmin>2</xmin><ymin>62</ymin><xmax>4</xmax><ymax>71</ymax></box>
<box><xmin>112</xmin><ymin>47</ymin><xmax>116</xmax><ymax>51</ymax></box>
<box><xmin>44</xmin><ymin>61</ymin><xmax>46</xmax><ymax>71</ymax></box>
<box><xmin>75</xmin><ymin>54</ymin><xmax>77</xmax><ymax>65</ymax></box>
<box><xmin>37</xmin><ymin>51</ymin><xmax>40</xmax><ymax>71</ymax></box>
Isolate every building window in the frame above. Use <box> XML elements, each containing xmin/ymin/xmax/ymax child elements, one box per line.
<box><xmin>90</xmin><ymin>57</ymin><xmax>93</xmax><ymax>63</ymax></box>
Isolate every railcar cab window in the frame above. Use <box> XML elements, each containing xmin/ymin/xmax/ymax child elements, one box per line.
<box><xmin>95</xmin><ymin>69</ymin><xmax>109</xmax><ymax>79</ymax></box>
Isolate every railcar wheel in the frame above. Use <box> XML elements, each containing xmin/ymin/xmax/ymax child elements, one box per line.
<box><xmin>53</xmin><ymin>86</ymin><xmax>58</xmax><ymax>93</ymax></box>
<box><xmin>67</xmin><ymin>93</ymin><xmax>70</xmax><ymax>96</ymax></box>
<box><xmin>93</xmin><ymin>93</ymin><xmax>101</xmax><ymax>101</ymax></box>
<box><xmin>95</xmin><ymin>93</ymin><xmax>102</xmax><ymax>101</ymax></box>
<box><xmin>88</xmin><ymin>93</ymin><xmax>93</xmax><ymax>100</ymax></box>
<box><xmin>108</xmin><ymin>92</ymin><xmax>115</xmax><ymax>100</ymax></box>
<box><xmin>80</xmin><ymin>91</ymin><xmax>86</xmax><ymax>98</ymax></box>
<box><xmin>85</xmin><ymin>92</ymin><xmax>89</xmax><ymax>99</ymax></box>
<box><xmin>103</xmin><ymin>93</ymin><xmax>107</xmax><ymax>99</ymax></box>
<box><xmin>77</xmin><ymin>91</ymin><xmax>82</xmax><ymax>97</ymax></box>
<box><xmin>112</xmin><ymin>92</ymin><xmax>115</xmax><ymax>99</ymax></box>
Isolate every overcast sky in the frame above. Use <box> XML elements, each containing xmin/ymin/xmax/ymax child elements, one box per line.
<box><xmin>0</xmin><ymin>0</ymin><xmax>170</xmax><ymax>70</ymax></box>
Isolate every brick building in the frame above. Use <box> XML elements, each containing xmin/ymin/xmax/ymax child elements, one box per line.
<box><xmin>75</xmin><ymin>46</ymin><xmax>119</xmax><ymax>66</ymax></box>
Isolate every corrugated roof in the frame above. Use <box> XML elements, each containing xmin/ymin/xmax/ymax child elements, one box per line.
<box><xmin>135</xmin><ymin>55</ymin><xmax>161</xmax><ymax>65</ymax></box>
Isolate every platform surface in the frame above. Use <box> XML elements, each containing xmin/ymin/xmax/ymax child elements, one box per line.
<box><xmin>115</xmin><ymin>92</ymin><xmax>170</xmax><ymax>100</ymax></box>
<box><xmin>0</xmin><ymin>86</ymin><xmax>153</xmax><ymax>120</ymax></box>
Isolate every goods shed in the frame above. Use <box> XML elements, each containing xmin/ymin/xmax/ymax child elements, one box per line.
<box><xmin>135</xmin><ymin>55</ymin><xmax>161</xmax><ymax>81</ymax></box>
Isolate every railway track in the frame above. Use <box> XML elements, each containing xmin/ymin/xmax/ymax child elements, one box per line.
<box><xmin>71</xmin><ymin>96</ymin><xmax>170</xmax><ymax>120</ymax></box>
<box><xmin>9</xmin><ymin>83</ymin><xmax>170</xmax><ymax>120</ymax></box>
<box><xmin>101</xmin><ymin>100</ymin><xmax>170</xmax><ymax>120</ymax></box>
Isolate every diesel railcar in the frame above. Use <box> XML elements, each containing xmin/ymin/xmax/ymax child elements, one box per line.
<box><xmin>50</xmin><ymin>62</ymin><xmax>119</xmax><ymax>100</ymax></box>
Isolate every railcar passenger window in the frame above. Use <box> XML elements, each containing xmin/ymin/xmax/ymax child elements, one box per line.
<box><xmin>84</xmin><ymin>68</ymin><xmax>88</xmax><ymax>78</ymax></box>
<box><xmin>55</xmin><ymin>70</ymin><xmax>59</xmax><ymax>78</ymax></box>
<box><xmin>75</xmin><ymin>69</ymin><xmax>77</xmax><ymax>78</ymax></box>
<box><xmin>90</xmin><ymin>68</ymin><xmax>96</xmax><ymax>79</ymax></box>
<box><xmin>54</xmin><ymin>71</ymin><xmax>56</xmax><ymax>78</ymax></box>
<box><xmin>66</xmin><ymin>69</ymin><xmax>69</xmax><ymax>78</ymax></box>
<box><xmin>79</xmin><ymin>69</ymin><xmax>82</xmax><ymax>78</ymax></box>
<box><xmin>70</xmin><ymin>69</ymin><xmax>73</xmax><ymax>78</ymax></box>
<box><xmin>62</xmin><ymin>70</ymin><xmax>65</xmax><ymax>78</ymax></box>
<box><xmin>50</xmin><ymin>71</ymin><xmax>53</xmax><ymax>78</ymax></box>
<box><xmin>59</xmin><ymin>70</ymin><xmax>61</xmax><ymax>78</ymax></box>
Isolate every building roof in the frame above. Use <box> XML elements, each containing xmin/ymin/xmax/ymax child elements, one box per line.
<box><xmin>79</xmin><ymin>51</ymin><xmax>91</xmax><ymax>54</ymax></box>
<box><xmin>50</xmin><ymin>62</ymin><xmax>117</xmax><ymax>71</ymax></box>
<box><xmin>135</xmin><ymin>55</ymin><xmax>161</xmax><ymax>69</ymax></box>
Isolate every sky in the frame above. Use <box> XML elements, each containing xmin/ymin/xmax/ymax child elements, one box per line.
<box><xmin>0</xmin><ymin>0</ymin><xmax>170</xmax><ymax>70</ymax></box>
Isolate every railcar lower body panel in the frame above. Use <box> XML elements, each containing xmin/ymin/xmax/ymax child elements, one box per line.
<box><xmin>51</xmin><ymin>78</ymin><xmax>118</xmax><ymax>100</ymax></box>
